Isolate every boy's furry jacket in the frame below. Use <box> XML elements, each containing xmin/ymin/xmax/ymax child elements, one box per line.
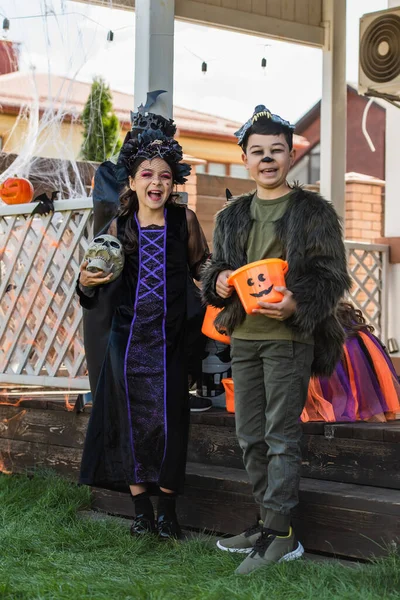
<box><xmin>202</xmin><ymin>186</ymin><xmax>352</xmax><ymax>377</ymax></box>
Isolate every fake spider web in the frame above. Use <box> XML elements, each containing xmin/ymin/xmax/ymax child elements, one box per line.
<box><xmin>0</xmin><ymin>0</ymin><xmax>129</xmax><ymax>200</ymax></box>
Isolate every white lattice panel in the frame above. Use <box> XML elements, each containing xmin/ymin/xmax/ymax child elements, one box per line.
<box><xmin>345</xmin><ymin>241</ymin><xmax>389</xmax><ymax>341</ymax></box>
<box><xmin>0</xmin><ymin>199</ymin><xmax>93</xmax><ymax>388</ymax></box>
<box><xmin>0</xmin><ymin>206</ymin><xmax>390</xmax><ymax>388</ymax></box>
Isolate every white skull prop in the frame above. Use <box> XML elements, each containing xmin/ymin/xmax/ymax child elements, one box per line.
<box><xmin>84</xmin><ymin>234</ymin><xmax>124</xmax><ymax>282</ymax></box>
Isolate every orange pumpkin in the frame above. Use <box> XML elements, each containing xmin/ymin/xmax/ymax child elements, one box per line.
<box><xmin>0</xmin><ymin>177</ymin><xmax>34</xmax><ymax>205</ymax></box>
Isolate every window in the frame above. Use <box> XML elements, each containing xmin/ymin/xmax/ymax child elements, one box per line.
<box><xmin>207</xmin><ymin>162</ymin><xmax>227</xmax><ymax>176</ymax></box>
<box><xmin>195</xmin><ymin>163</ymin><xmax>206</xmax><ymax>174</ymax></box>
<box><xmin>229</xmin><ymin>164</ymin><xmax>249</xmax><ymax>179</ymax></box>
<box><xmin>288</xmin><ymin>143</ymin><xmax>321</xmax><ymax>185</ymax></box>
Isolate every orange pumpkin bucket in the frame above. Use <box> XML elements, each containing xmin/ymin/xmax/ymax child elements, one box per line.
<box><xmin>201</xmin><ymin>305</ymin><xmax>231</xmax><ymax>345</ymax></box>
<box><xmin>222</xmin><ymin>378</ymin><xmax>235</xmax><ymax>413</ymax></box>
<box><xmin>227</xmin><ymin>259</ymin><xmax>289</xmax><ymax>315</ymax></box>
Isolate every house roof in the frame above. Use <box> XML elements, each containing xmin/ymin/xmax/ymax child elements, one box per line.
<box><xmin>0</xmin><ymin>71</ymin><xmax>309</xmax><ymax>148</ymax></box>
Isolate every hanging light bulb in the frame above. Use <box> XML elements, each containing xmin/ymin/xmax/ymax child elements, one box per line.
<box><xmin>201</xmin><ymin>61</ymin><xmax>207</xmax><ymax>75</ymax></box>
<box><xmin>107</xmin><ymin>30</ymin><xmax>114</xmax><ymax>42</ymax></box>
<box><xmin>261</xmin><ymin>57</ymin><xmax>267</xmax><ymax>69</ymax></box>
<box><xmin>2</xmin><ymin>18</ymin><xmax>10</xmax><ymax>38</ymax></box>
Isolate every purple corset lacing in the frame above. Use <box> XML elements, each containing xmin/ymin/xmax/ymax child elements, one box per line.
<box><xmin>123</xmin><ymin>213</ymin><xmax>167</xmax><ymax>483</ymax></box>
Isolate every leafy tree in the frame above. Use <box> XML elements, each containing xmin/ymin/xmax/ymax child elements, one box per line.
<box><xmin>80</xmin><ymin>76</ymin><xmax>121</xmax><ymax>162</ymax></box>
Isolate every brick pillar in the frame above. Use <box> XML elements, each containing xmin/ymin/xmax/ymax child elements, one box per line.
<box><xmin>345</xmin><ymin>173</ymin><xmax>384</xmax><ymax>242</ymax></box>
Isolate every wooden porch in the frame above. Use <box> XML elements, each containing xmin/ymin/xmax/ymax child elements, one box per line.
<box><xmin>0</xmin><ymin>395</ymin><xmax>399</xmax><ymax>560</ymax></box>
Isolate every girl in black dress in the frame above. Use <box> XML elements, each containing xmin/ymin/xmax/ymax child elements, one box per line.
<box><xmin>78</xmin><ymin>119</ymin><xmax>208</xmax><ymax>539</ymax></box>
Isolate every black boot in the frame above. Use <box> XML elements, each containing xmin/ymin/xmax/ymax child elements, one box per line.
<box><xmin>130</xmin><ymin>492</ymin><xmax>156</xmax><ymax>536</ymax></box>
<box><xmin>157</xmin><ymin>492</ymin><xmax>182</xmax><ymax>540</ymax></box>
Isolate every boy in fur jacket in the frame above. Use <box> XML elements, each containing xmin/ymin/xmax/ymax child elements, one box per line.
<box><xmin>202</xmin><ymin>105</ymin><xmax>351</xmax><ymax>574</ymax></box>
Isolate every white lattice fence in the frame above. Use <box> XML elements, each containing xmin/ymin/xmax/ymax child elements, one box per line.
<box><xmin>345</xmin><ymin>241</ymin><xmax>389</xmax><ymax>342</ymax></box>
<box><xmin>0</xmin><ymin>199</ymin><xmax>93</xmax><ymax>389</ymax></box>
<box><xmin>0</xmin><ymin>206</ymin><xmax>390</xmax><ymax>389</ymax></box>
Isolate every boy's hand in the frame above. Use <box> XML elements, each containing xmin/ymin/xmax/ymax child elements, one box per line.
<box><xmin>252</xmin><ymin>287</ymin><xmax>296</xmax><ymax>320</ymax></box>
<box><xmin>80</xmin><ymin>261</ymin><xmax>113</xmax><ymax>287</ymax></box>
<box><xmin>216</xmin><ymin>270</ymin><xmax>234</xmax><ymax>299</ymax></box>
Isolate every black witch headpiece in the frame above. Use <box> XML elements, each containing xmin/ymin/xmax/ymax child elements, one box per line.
<box><xmin>116</xmin><ymin>90</ymin><xmax>191</xmax><ymax>185</ymax></box>
<box><xmin>124</xmin><ymin>90</ymin><xmax>176</xmax><ymax>142</ymax></box>
<box><xmin>235</xmin><ymin>105</ymin><xmax>295</xmax><ymax>148</ymax></box>
<box><xmin>116</xmin><ymin>129</ymin><xmax>191</xmax><ymax>185</ymax></box>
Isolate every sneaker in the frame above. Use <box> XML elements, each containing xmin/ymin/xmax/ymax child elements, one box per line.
<box><xmin>190</xmin><ymin>394</ymin><xmax>212</xmax><ymax>412</ymax></box>
<box><xmin>216</xmin><ymin>520</ymin><xmax>264</xmax><ymax>553</ymax></box>
<box><xmin>235</xmin><ymin>527</ymin><xmax>304</xmax><ymax>574</ymax></box>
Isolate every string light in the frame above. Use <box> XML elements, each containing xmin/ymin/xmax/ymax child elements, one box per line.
<box><xmin>107</xmin><ymin>30</ymin><xmax>114</xmax><ymax>42</ymax></box>
<box><xmin>259</xmin><ymin>43</ymin><xmax>271</xmax><ymax>72</ymax></box>
<box><xmin>201</xmin><ymin>61</ymin><xmax>207</xmax><ymax>75</ymax></box>
<box><xmin>2</xmin><ymin>17</ymin><xmax>9</xmax><ymax>38</ymax></box>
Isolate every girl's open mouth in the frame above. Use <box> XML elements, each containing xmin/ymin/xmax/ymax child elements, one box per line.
<box><xmin>148</xmin><ymin>190</ymin><xmax>163</xmax><ymax>201</ymax></box>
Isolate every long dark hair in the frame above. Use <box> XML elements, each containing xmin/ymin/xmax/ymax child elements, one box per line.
<box><xmin>337</xmin><ymin>301</ymin><xmax>375</xmax><ymax>336</ymax></box>
<box><xmin>118</xmin><ymin>157</ymin><xmax>175</xmax><ymax>254</ymax></box>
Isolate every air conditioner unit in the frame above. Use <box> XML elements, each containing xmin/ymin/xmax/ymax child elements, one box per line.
<box><xmin>359</xmin><ymin>7</ymin><xmax>400</xmax><ymax>98</ymax></box>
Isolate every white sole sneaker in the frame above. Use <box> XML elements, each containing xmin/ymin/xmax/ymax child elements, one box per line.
<box><xmin>216</xmin><ymin>540</ymin><xmax>253</xmax><ymax>554</ymax></box>
<box><xmin>278</xmin><ymin>541</ymin><xmax>304</xmax><ymax>562</ymax></box>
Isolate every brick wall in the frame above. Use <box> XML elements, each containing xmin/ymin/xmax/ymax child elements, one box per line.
<box><xmin>180</xmin><ymin>169</ymin><xmax>385</xmax><ymax>247</ymax></box>
<box><xmin>344</xmin><ymin>173</ymin><xmax>384</xmax><ymax>242</ymax></box>
<box><xmin>189</xmin><ymin>173</ymin><xmax>254</xmax><ymax>249</ymax></box>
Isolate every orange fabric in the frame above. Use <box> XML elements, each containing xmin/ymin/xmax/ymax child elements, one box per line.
<box><xmin>358</xmin><ymin>332</ymin><xmax>400</xmax><ymax>416</ymax></box>
<box><xmin>302</xmin><ymin>379</ymin><xmax>336</xmax><ymax>423</ymax></box>
<box><xmin>343</xmin><ymin>345</ymin><xmax>360</xmax><ymax>418</ymax></box>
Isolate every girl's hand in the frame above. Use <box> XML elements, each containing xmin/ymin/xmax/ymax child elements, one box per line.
<box><xmin>216</xmin><ymin>270</ymin><xmax>234</xmax><ymax>299</ymax></box>
<box><xmin>252</xmin><ymin>287</ymin><xmax>296</xmax><ymax>320</ymax></box>
<box><xmin>79</xmin><ymin>261</ymin><xmax>113</xmax><ymax>287</ymax></box>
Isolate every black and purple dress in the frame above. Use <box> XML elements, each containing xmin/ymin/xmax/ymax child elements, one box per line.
<box><xmin>78</xmin><ymin>204</ymin><xmax>208</xmax><ymax>493</ymax></box>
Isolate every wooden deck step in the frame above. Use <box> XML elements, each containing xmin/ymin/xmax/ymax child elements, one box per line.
<box><xmin>189</xmin><ymin>410</ymin><xmax>400</xmax><ymax>490</ymax></box>
<box><xmin>91</xmin><ymin>462</ymin><xmax>400</xmax><ymax>560</ymax></box>
<box><xmin>0</xmin><ymin>402</ymin><xmax>399</xmax><ymax>490</ymax></box>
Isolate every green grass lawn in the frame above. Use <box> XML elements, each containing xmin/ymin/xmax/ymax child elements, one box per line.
<box><xmin>0</xmin><ymin>473</ymin><xmax>399</xmax><ymax>600</ymax></box>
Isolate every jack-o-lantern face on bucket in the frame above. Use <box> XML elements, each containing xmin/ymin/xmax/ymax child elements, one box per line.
<box><xmin>228</xmin><ymin>259</ymin><xmax>289</xmax><ymax>315</ymax></box>
<box><xmin>247</xmin><ymin>273</ymin><xmax>274</xmax><ymax>298</ymax></box>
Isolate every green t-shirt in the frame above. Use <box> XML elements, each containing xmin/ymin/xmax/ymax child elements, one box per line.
<box><xmin>232</xmin><ymin>192</ymin><xmax>313</xmax><ymax>344</ymax></box>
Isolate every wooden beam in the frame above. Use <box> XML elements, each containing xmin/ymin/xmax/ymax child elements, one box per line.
<box><xmin>74</xmin><ymin>0</ymin><xmax>324</xmax><ymax>46</ymax></box>
<box><xmin>320</xmin><ymin>0</ymin><xmax>347</xmax><ymax>217</ymax></box>
<box><xmin>134</xmin><ymin>0</ymin><xmax>175</xmax><ymax>118</ymax></box>
<box><xmin>175</xmin><ymin>0</ymin><xmax>324</xmax><ymax>46</ymax></box>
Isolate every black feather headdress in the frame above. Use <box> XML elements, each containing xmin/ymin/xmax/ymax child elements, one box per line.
<box><xmin>115</xmin><ymin>128</ymin><xmax>191</xmax><ymax>185</ymax></box>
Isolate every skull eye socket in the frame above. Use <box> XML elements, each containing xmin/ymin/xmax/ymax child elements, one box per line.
<box><xmin>247</xmin><ymin>278</ymin><xmax>254</xmax><ymax>286</ymax></box>
<box><xmin>258</xmin><ymin>274</ymin><xmax>266</xmax><ymax>282</ymax></box>
<box><xmin>94</xmin><ymin>237</ymin><xmax>104</xmax><ymax>243</ymax></box>
<box><xmin>110</xmin><ymin>241</ymin><xmax>120</xmax><ymax>249</ymax></box>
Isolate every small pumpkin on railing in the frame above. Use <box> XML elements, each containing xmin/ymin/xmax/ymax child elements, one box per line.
<box><xmin>0</xmin><ymin>177</ymin><xmax>34</xmax><ymax>205</ymax></box>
